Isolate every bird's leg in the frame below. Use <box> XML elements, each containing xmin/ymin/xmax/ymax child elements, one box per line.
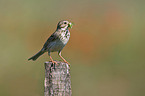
<box><xmin>58</xmin><ymin>52</ymin><xmax>70</xmax><ymax>65</ymax></box>
<box><xmin>48</xmin><ymin>52</ymin><xmax>58</xmax><ymax>65</ymax></box>
<box><xmin>49</xmin><ymin>55</ymin><xmax>58</xmax><ymax>65</ymax></box>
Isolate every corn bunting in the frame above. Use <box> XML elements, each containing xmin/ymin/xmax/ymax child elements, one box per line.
<box><xmin>28</xmin><ymin>20</ymin><xmax>73</xmax><ymax>65</ymax></box>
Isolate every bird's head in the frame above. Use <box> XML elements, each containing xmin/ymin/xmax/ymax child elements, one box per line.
<box><xmin>57</xmin><ymin>20</ymin><xmax>73</xmax><ymax>30</ymax></box>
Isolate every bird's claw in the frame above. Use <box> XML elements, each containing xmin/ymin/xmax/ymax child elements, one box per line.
<box><xmin>49</xmin><ymin>60</ymin><xmax>58</xmax><ymax>65</ymax></box>
<box><xmin>64</xmin><ymin>61</ymin><xmax>70</xmax><ymax>66</ymax></box>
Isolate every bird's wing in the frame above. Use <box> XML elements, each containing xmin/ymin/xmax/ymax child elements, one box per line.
<box><xmin>42</xmin><ymin>31</ymin><xmax>60</xmax><ymax>50</ymax></box>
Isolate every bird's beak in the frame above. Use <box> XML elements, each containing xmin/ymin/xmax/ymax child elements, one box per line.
<box><xmin>68</xmin><ymin>22</ymin><xmax>73</xmax><ymax>28</ymax></box>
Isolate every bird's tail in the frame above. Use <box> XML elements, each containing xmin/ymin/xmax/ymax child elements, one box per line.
<box><xmin>28</xmin><ymin>50</ymin><xmax>45</xmax><ymax>61</ymax></box>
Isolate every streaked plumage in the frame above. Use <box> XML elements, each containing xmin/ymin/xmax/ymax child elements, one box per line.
<box><xmin>28</xmin><ymin>20</ymin><xmax>73</xmax><ymax>65</ymax></box>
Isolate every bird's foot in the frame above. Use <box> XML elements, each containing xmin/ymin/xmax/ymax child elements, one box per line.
<box><xmin>63</xmin><ymin>61</ymin><xmax>70</xmax><ymax>66</ymax></box>
<box><xmin>49</xmin><ymin>60</ymin><xmax>58</xmax><ymax>65</ymax></box>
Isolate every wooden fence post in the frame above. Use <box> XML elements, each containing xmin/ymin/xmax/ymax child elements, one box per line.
<box><xmin>44</xmin><ymin>61</ymin><xmax>72</xmax><ymax>96</ymax></box>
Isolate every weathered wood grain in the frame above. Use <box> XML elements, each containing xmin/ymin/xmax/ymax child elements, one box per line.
<box><xmin>44</xmin><ymin>61</ymin><xmax>72</xmax><ymax>96</ymax></box>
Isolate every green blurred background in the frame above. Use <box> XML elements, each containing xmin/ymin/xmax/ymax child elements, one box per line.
<box><xmin>0</xmin><ymin>0</ymin><xmax>145</xmax><ymax>96</ymax></box>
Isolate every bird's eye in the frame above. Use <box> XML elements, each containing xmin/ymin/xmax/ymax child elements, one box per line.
<box><xmin>64</xmin><ymin>22</ymin><xmax>67</xmax><ymax>24</ymax></box>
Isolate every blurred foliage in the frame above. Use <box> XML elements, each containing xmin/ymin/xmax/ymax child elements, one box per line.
<box><xmin>0</xmin><ymin>0</ymin><xmax>145</xmax><ymax>96</ymax></box>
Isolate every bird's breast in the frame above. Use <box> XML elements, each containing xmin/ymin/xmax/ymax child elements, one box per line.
<box><xmin>48</xmin><ymin>30</ymin><xmax>70</xmax><ymax>52</ymax></box>
<box><xmin>59</xmin><ymin>30</ymin><xmax>70</xmax><ymax>45</ymax></box>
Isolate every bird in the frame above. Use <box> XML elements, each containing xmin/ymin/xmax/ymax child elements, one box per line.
<box><xmin>28</xmin><ymin>20</ymin><xmax>73</xmax><ymax>65</ymax></box>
